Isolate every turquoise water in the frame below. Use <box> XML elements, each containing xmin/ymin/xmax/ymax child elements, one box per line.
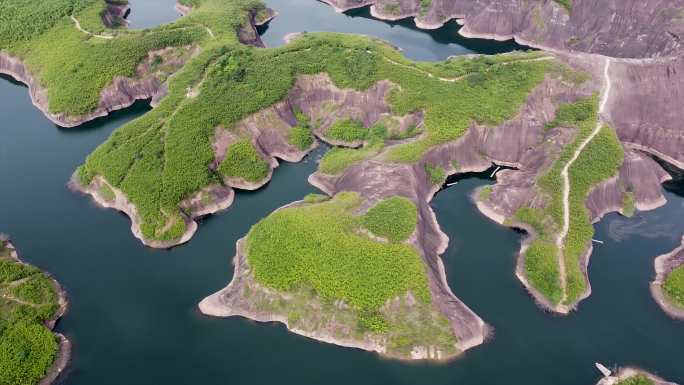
<box><xmin>0</xmin><ymin>1</ymin><xmax>682</xmax><ymax>384</ymax></box>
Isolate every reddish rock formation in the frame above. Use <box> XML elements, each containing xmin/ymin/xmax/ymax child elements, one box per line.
<box><xmin>322</xmin><ymin>0</ymin><xmax>684</xmax><ymax>59</ymax></box>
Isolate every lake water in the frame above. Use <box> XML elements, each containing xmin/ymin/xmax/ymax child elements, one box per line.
<box><xmin>0</xmin><ymin>1</ymin><xmax>682</xmax><ymax>384</ymax></box>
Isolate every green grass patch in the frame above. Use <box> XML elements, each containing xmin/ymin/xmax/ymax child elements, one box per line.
<box><xmin>325</xmin><ymin>118</ymin><xmax>368</xmax><ymax>143</ymax></box>
<box><xmin>219</xmin><ymin>139</ymin><xmax>270</xmax><ymax>183</ymax></box>
<box><xmin>663</xmin><ymin>265</ymin><xmax>684</xmax><ymax>309</ymax></box>
<box><xmin>553</xmin><ymin>0</ymin><xmax>572</xmax><ymax>12</ymax></box>
<box><xmin>479</xmin><ymin>186</ymin><xmax>492</xmax><ymax>201</ymax></box>
<box><xmin>303</xmin><ymin>193</ymin><xmax>329</xmax><ymax>204</ymax></box>
<box><xmin>425</xmin><ymin>163</ymin><xmax>445</xmax><ymax>186</ymax></box>
<box><xmin>362</xmin><ymin>197</ymin><xmax>417</xmax><ymax>243</ymax></box>
<box><xmin>524</xmin><ymin>239</ymin><xmax>562</xmax><ymax>305</ymax></box>
<box><xmin>246</xmin><ymin>192</ymin><xmax>431</xmax><ymax>328</ymax></box>
<box><xmin>622</xmin><ymin>191</ymin><xmax>636</xmax><ymax>217</ymax></box>
<box><xmin>616</xmin><ymin>375</ymin><xmax>654</xmax><ymax>385</ymax></box>
<box><xmin>99</xmin><ymin>183</ymin><xmax>116</xmax><ymax>202</ymax></box>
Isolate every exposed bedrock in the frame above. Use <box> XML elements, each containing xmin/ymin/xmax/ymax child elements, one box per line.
<box><xmin>604</xmin><ymin>57</ymin><xmax>684</xmax><ymax>169</ymax></box>
<box><xmin>102</xmin><ymin>0</ymin><xmax>131</xmax><ymax>28</ymax></box>
<box><xmin>321</xmin><ymin>0</ymin><xmax>684</xmax><ymax>59</ymax></box>
<box><xmin>0</xmin><ymin>47</ymin><xmax>192</xmax><ymax>127</ymax></box>
<box><xmin>651</xmin><ymin>235</ymin><xmax>684</xmax><ymax>320</ymax></box>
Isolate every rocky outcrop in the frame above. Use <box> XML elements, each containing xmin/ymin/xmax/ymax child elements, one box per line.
<box><xmin>2</xmin><ymin>240</ymin><xmax>70</xmax><ymax>385</ymax></box>
<box><xmin>0</xmin><ymin>46</ymin><xmax>193</xmax><ymax>127</ymax></box>
<box><xmin>321</xmin><ymin>0</ymin><xmax>684</xmax><ymax>59</ymax></box>
<box><xmin>101</xmin><ymin>0</ymin><xmax>130</xmax><ymax>28</ymax></box>
<box><xmin>651</xmin><ymin>235</ymin><xmax>684</xmax><ymax>320</ymax></box>
<box><xmin>596</xmin><ymin>367</ymin><xmax>679</xmax><ymax>385</ymax></box>
<box><xmin>604</xmin><ymin>57</ymin><xmax>684</xmax><ymax>169</ymax></box>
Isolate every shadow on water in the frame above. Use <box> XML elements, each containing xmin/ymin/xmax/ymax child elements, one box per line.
<box><xmin>260</xmin><ymin>0</ymin><xmax>528</xmax><ymax>61</ymax></box>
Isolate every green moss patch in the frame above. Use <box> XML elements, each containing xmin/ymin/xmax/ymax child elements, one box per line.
<box><xmin>362</xmin><ymin>197</ymin><xmax>418</xmax><ymax>243</ymax></box>
<box><xmin>218</xmin><ymin>139</ymin><xmax>269</xmax><ymax>183</ymax></box>
<box><xmin>616</xmin><ymin>375</ymin><xmax>655</xmax><ymax>385</ymax></box>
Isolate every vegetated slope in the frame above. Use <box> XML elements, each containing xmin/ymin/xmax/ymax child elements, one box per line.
<box><xmin>511</xmin><ymin>95</ymin><xmax>624</xmax><ymax>310</ymax></box>
<box><xmin>0</xmin><ymin>0</ymin><xmax>265</xmax><ymax>124</ymax></box>
<box><xmin>0</xmin><ymin>239</ymin><xmax>65</xmax><ymax>385</ymax></box>
<box><xmin>202</xmin><ymin>192</ymin><xmax>458</xmax><ymax>359</ymax></box>
<box><xmin>75</xmin><ymin>32</ymin><xmax>551</xmax><ymax>246</ymax></box>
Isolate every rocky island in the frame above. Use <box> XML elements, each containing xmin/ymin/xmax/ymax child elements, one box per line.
<box><xmin>2</xmin><ymin>0</ymin><xmax>684</xmax><ymax>364</ymax></box>
<box><xmin>597</xmin><ymin>367</ymin><xmax>679</xmax><ymax>385</ymax></box>
<box><xmin>0</xmin><ymin>237</ymin><xmax>68</xmax><ymax>385</ymax></box>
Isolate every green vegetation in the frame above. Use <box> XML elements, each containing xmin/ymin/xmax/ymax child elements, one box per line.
<box><xmin>246</xmin><ymin>192</ymin><xmax>431</xmax><ymax>330</ymax></box>
<box><xmin>616</xmin><ymin>375</ymin><xmax>654</xmax><ymax>385</ymax></box>
<box><xmin>563</xmin><ymin>125</ymin><xmax>624</xmax><ymax>303</ymax></box>
<box><xmin>553</xmin><ymin>0</ymin><xmax>572</xmax><ymax>12</ymax></box>
<box><xmin>0</xmin><ymin>240</ymin><xmax>60</xmax><ymax>385</ymax></box>
<box><xmin>663</xmin><ymin>265</ymin><xmax>684</xmax><ymax>309</ymax></box>
<box><xmin>72</xmin><ymin>21</ymin><xmax>552</xmax><ymax>243</ymax></box>
<box><xmin>362</xmin><ymin>197</ymin><xmax>418</xmax><ymax>243</ymax></box>
<box><xmin>288</xmin><ymin>110</ymin><xmax>314</xmax><ymax>150</ymax></box>
<box><xmin>425</xmin><ymin>163</ymin><xmax>446</xmax><ymax>186</ymax></box>
<box><xmin>303</xmin><ymin>193</ymin><xmax>329</xmax><ymax>204</ymax></box>
<box><xmin>622</xmin><ymin>191</ymin><xmax>636</xmax><ymax>217</ymax></box>
<box><xmin>218</xmin><ymin>139</ymin><xmax>270</xmax><ymax>183</ymax></box>
<box><xmin>479</xmin><ymin>186</ymin><xmax>492</xmax><ymax>201</ymax></box>
<box><xmin>99</xmin><ymin>183</ymin><xmax>116</xmax><ymax>202</ymax></box>
<box><xmin>244</xmin><ymin>193</ymin><xmax>456</xmax><ymax>353</ymax></box>
<box><xmin>325</xmin><ymin>119</ymin><xmax>368</xmax><ymax>143</ymax></box>
<box><xmin>514</xmin><ymin>96</ymin><xmax>624</xmax><ymax>305</ymax></box>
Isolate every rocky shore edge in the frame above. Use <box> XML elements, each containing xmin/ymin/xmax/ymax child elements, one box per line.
<box><xmin>2</xmin><ymin>239</ymin><xmax>70</xmax><ymax>385</ymax></box>
<box><xmin>650</xmin><ymin>235</ymin><xmax>684</xmax><ymax>320</ymax></box>
<box><xmin>596</xmin><ymin>367</ymin><xmax>679</xmax><ymax>385</ymax></box>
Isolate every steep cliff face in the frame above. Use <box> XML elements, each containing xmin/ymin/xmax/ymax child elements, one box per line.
<box><xmin>323</xmin><ymin>0</ymin><xmax>684</xmax><ymax>59</ymax></box>
<box><xmin>605</xmin><ymin>57</ymin><xmax>684</xmax><ymax>169</ymax></box>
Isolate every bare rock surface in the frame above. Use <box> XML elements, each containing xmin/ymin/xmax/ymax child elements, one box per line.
<box><xmin>322</xmin><ymin>0</ymin><xmax>684</xmax><ymax>59</ymax></box>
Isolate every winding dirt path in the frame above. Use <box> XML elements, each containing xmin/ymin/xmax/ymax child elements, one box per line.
<box><xmin>70</xmin><ymin>15</ymin><xmax>114</xmax><ymax>39</ymax></box>
<box><xmin>382</xmin><ymin>55</ymin><xmax>555</xmax><ymax>83</ymax></box>
<box><xmin>556</xmin><ymin>57</ymin><xmax>612</xmax><ymax>306</ymax></box>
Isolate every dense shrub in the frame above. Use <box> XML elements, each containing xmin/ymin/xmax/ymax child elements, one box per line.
<box><xmin>362</xmin><ymin>197</ymin><xmax>418</xmax><ymax>243</ymax></box>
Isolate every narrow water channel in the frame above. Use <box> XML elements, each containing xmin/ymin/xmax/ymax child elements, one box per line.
<box><xmin>0</xmin><ymin>1</ymin><xmax>682</xmax><ymax>384</ymax></box>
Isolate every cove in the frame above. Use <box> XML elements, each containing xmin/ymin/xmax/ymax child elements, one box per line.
<box><xmin>260</xmin><ymin>0</ymin><xmax>526</xmax><ymax>60</ymax></box>
<box><xmin>0</xmin><ymin>2</ymin><xmax>683</xmax><ymax>385</ymax></box>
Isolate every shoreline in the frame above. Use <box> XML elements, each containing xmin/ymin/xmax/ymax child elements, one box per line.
<box><xmin>0</xmin><ymin>51</ymin><xmax>168</xmax><ymax>128</ymax></box>
<box><xmin>597</xmin><ymin>367</ymin><xmax>679</xmax><ymax>385</ymax></box>
<box><xmin>4</xmin><ymin>240</ymin><xmax>71</xmax><ymax>385</ymax></box>
<box><xmin>199</xmin><ymin>191</ymin><xmax>487</xmax><ymax>360</ymax></box>
<box><xmin>650</xmin><ymin>235</ymin><xmax>684</xmax><ymax>320</ymax></box>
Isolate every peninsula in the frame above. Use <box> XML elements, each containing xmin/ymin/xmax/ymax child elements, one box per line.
<box><xmin>0</xmin><ymin>237</ymin><xmax>68</xmax><ymax>385</ymax></box>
